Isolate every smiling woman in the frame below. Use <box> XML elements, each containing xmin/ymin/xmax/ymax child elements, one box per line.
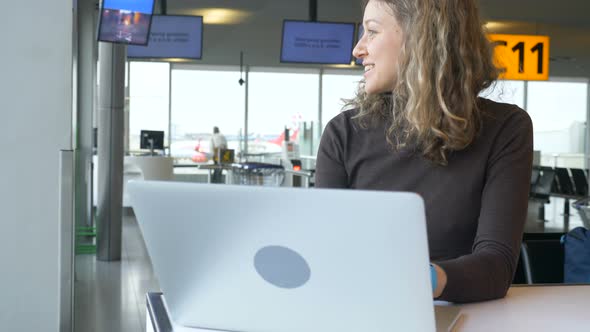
<box><xmin>351</xmin><ymin>0</ymin><xmax>499</xmax><ymax>165</ymax></box>
<box><xmin>353</xmin><ymin>2</ymin><xmax>404</xmax><ymax>95</ymax></box>
<box><xmin>316</xmin><ymin>0</ymin><xmax>533</xmax><ymax>303</ymax></box>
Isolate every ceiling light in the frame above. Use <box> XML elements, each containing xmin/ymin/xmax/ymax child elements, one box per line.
<box><xmin>484</xmin><ymin>21</ymin><xmax>511</xmax><ymax>31</ymax></box>
<box><xmin>187</xmin><ymin>8</ymin><xmax>252</xmax><ymax>25</ymax></box>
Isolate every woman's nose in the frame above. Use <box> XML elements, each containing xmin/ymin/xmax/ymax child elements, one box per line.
<box><xmin>352</xmin><ymin>38</ymin><xmax>366</xmax><ymax>62</ymax></box>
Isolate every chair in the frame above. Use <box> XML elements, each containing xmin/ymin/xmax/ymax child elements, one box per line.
<box><xmin>573</xmin><ymin>197</ymin><xmax>590</xmax><ymax>229</ymax></box>
<box><xmin>552</xmin><ymin>167</ymin><xmax>582</xmax><ymax>226</ymax></box>
<box><xmin>530</xmin><ymin>167</ymin><xmax>555</xmax><ymax>201</ymax></box>
<box><xmin>553</xmin><ymin>167</ymin><xmax>575</xmax><ymax>196</ymax></box>
<box><xmin>513</xmin><ymin>244</ymin><xmax>533</xmax><ymax>285</ymax></box>
<box><xmin>516</xmin><ymin>234</ymin><xmax>565</xmax><ymax>284</ymax></box>
<box><xmin>530</xmin><ymin>167</ymin><xmax>540</xmax><ymax>192</ymax></box>
<box><xmin>529</xmin><ymin>167</ymin><xmax>555</xmax><ymax>222</ymax></box>
<box><xmin>570</xmin><ymin>168</ymin><xmax>588</xmax><ymax>196</ymax></box>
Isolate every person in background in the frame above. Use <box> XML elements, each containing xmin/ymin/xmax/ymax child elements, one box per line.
<box><xmin>210</xmin><ymin>126</ymin><xmax>228</xmax><ymax>183</ymax></box>
<box><xmin>315</xmin><ymin>0</ymin><xmax>533</xmax><ymax>303</ymax></box>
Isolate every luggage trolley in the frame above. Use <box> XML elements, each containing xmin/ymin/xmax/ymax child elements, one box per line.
<box><xmin>231</xmin><ymin>162</ymin><xmax>285</xmax><ymax>186</ymax></box>
<box><xmin>573</xmin><ymin>197</ymin><xmax>590</xmax><ymax>229</ymax></box>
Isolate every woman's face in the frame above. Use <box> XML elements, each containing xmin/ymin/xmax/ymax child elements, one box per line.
<box><xmin>353</xmin><ymin>0</ymin><xmax>404</xmax><ymax>95</ymax></box>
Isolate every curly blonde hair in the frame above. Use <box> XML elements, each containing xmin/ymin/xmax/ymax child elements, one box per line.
<box><xmin>349</xmin><ymin>0</ymin><xmax>499</xmax><ymax>165</ymax></box>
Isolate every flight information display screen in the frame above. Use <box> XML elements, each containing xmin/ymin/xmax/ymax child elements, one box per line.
<box><xmin>128</xmin><ymin>15</ymin><xmax>203</xmax><ymax>59</ymax></box>
<box><xmin>280</xmin><ymin>20</ymin><xmax>355</xmax><ymax>64</ymax></box>
<box><xmin>97</xmin><ymin>0</ymin><xmax>156</xmax><ymax>45</ymax></box>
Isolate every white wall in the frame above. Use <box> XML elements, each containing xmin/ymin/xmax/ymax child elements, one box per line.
<box><xmin>0</xmin><ymin>1</ymin><xmax>73</xmax><ymax>331</ymax></box>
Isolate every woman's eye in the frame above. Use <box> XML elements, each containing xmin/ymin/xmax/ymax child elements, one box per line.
<box><xmin>366</xmin><ymin>30</ymin><xmax>377</xmax><ymax>37</ymax></box>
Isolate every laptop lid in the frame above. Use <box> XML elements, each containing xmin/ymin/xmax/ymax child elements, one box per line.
<box><xmin>129</xmin><ymin>181</ymin><xmax>435</xmax><ymax>332</ymax></box>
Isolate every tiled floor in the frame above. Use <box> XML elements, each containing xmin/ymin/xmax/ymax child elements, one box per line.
<box><xmin>74</xmin><ymin>212</ymin><xmax>160</xmax><ymax>332</ymax></box>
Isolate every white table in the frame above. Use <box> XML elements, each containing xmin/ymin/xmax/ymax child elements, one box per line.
<box><xmin>443</xmin><ymin>285</ymin><xmax>590</xmax><ymax>331</ymax></box>
<box><xmin>147</xmin><ymin>285</ymin><xmax>590</xmax><ymax>332</ymax></box>
<box><xmin>92</xmin><ymin>155</ymin><xmax>174</xmax><ymax>207</ymax></box>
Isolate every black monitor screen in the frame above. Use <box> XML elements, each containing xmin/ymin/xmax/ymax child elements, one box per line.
<box><xmin>128</xmin><ymin>15</ymin><xmax>203</xmax><ymax>59</ymax></box>
<box><xmin>140</xmin><ymin>130</ymin><xmax>164</xmax><ymax>150</ymax></box>
<box><xmin>98</xmin><ymin>0</ymin><xmax>156</xmax><ymax>45</ymax></box>
<box><xmin>280</xmin><ymin>20</ymin><xmax>355</xmax><ymax>64</ymax></box>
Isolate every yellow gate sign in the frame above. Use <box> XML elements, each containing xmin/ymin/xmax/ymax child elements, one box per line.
<box><xmin>489</xmin><ymin>34</ymin><xmax>550</xmax><ymax>81</ymax></box>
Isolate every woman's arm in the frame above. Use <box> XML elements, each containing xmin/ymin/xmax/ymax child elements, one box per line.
<box><xmin>435</xmin><ymin>108</ymin><xmax>534</xmax><ymax>302</ymax></box>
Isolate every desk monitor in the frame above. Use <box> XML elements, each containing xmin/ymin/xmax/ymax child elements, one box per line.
<box><xmin>140</xmin><ymin>130</ymin><xmax>164</xmax><ymax>151</ymax></box>
<box><xmin>280</xmin><ymin>20</ymin><xmax>355</xmax><ymax>64</ymax></box>
<box><xmin>128</xmin><ymin>15</ymin><xmax>203</xmax><ymax>60</ymax></box>
<box><xmin>97</xmin><ymin>0</ymin><xmax>156</xmax><ymax>45</ymax></box>
<box><xmin>128</xmin><ymin>182</ymin><xmax>435</xmax><ymax>332</ymax></box>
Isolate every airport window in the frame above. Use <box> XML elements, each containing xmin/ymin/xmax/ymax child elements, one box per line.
<box><xmin>247</xmin><ymin>69</ymin><xmax>320</xmax><ymax>155</ymax></box>
<box><xmin>170</xmin><ymin>66</ymin><xmax>245</xmax><ymax>164</ymax></box>
<box><xmin>480</xmin><ymin>80</ymin><xmax>525</xmax><ymax>109</ymax></box>
<box><xmin>321</xmin><ymin>71</ymin><xmax>361</xmax><ymax>132</ymax></box>
<box><xmin>527</xmin><ymin>81</ymin><xmax>588</xmax><ymax>164</ymax></box>
<box><xmin>128</xmin><ymin>61</ymin><xmax>170</xmax><ymax>152</ymax></box>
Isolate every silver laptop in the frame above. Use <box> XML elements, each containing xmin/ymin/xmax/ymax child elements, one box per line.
<box><xmin>129</xmin><ymin>181</ymin><xmax>436</xmax><ymax>332</ymax></box>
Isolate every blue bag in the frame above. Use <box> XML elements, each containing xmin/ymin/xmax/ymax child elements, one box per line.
<box><xmin>562</xmin><ymin>227</ymin><xmax>590</xmax><ymax>283</ymax></box>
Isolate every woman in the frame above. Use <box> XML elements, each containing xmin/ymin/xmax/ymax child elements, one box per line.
<box><xmin>316</xmin><ymin>0</ymin><xmax>533</xmax><ymax>303</ymax></box>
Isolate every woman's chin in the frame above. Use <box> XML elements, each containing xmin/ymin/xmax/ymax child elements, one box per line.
<box><xmin>364</xmin><ymin>85</ymin><xmax>385</xmax><ymax>95</ymax></box>
<box><xmin>364</xmin><ymin>85</ymin><xmax>378</xmax><ymax>95</ymax></box>
<box><xmin>365</xmin><ymin>83</ymin><xmax>393</xmax><ymax>95</ymax></box>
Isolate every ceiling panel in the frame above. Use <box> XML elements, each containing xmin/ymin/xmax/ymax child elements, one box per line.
<box><xmin>162</xmin><ymin>0</ymin><xmax>590</xmax><ymax>78</ymax></box>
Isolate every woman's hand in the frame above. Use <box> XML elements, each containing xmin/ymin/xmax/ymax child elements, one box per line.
<box><xmin>431</xmin><ymin>263</ymin><xmax>448</xmax><ymax>298</ymax></box>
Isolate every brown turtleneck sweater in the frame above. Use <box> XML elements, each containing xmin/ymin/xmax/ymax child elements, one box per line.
<box><xmin>315</xmin><ymin>98</ymin><xmax>533</xmax><ymax>303</ymax></box>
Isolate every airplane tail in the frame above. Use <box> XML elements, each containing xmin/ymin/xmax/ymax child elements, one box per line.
<box><xmin>268</xmin><ymin>127</ymin><xmax>300</xmax><ymax>146</ymax></box>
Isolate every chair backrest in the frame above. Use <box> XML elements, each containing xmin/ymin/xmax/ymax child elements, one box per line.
<box><xmin>570</xmin><ymin>168</ymin><xmax>588</xmax><ymax>196</ymax></box>
<box><xmin>530</xmin><ymin>167</ymin><xmax>555</xmax><ymax>200</ymax></box>
<box><xmin>530</xmin><ymin>167</ymin><xmax>541</xmax><ymax>188</ymax></box>
<box><xmin>513</xmin><ymin>243</ymin><xmax>533</xmax><ymax>285</ymax></box>
<box><xmin>554</xmin><ymin>167</ymin><xmax>575</xmax><ymax>195</ymax></box>
<box><xmin>521</xmin><ymin>237</ymin><xmax>565</xmax><ymax>284</ymax></box>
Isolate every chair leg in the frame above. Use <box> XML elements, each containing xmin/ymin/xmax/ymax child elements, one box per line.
<box><xmin>563</xmin><ymin>198</ymin><xmax>570</xmax><ymax>230</ymax></box>
<box><xmin>520</xmin><ymin>243</ymin><xmax>533</xmax><ymax>284</ymax></box>
<box><xmin>538</xmin><ymin>203</ymin><xmax>546</xmax><ymax>222</ymax></box>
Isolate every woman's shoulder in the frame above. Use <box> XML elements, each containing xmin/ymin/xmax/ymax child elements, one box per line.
<box><xmin>479</xmin><ymin>97</ymin><xmax>532</xmax><ymax>129</ymax></box>
<box><xmin>476</xmin><ymin>98</ymin><xmax>533</xmax><ymax>154</ymax></box>
<box><xmin>323</xmin><ymin>108</ymin><xmax>360</xmax><ymax>135</ymax></box>
<box><xmin>328</xmin><ymin>108</ymin><xmax>359</xmax><ymax>123</ymax></box>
